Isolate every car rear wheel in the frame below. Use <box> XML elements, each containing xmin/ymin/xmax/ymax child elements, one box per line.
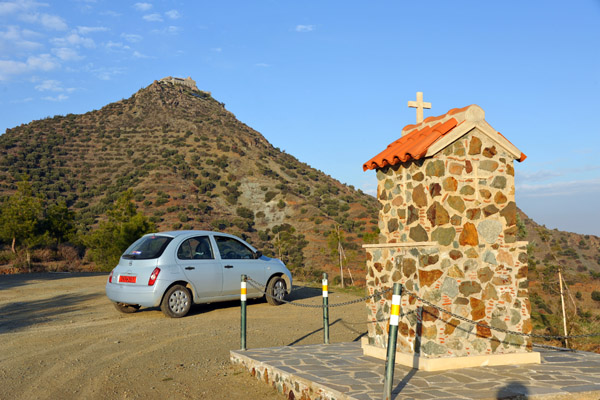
<box><xmin>266</xmin><ymin>277</ymin><xmax>286</xmax><ymax>306</ymax></box>
<box><xmin>161</xmin><ymin>284</ymin><xmax>192</xmax><ymax>318</ymax></box>
<box><xmin>113</xmin><ymin>302</ymin><xmax>141</xmax><ymax>313</ymax></box>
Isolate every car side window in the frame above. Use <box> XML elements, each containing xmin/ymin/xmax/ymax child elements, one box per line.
<box><xmin>177</xmin><ymin>236</ymin><xmax>214</xmax><ymax>260</ymax></box>
<box><xmin>215</xmin><ymin>236</ymin><xmax>254</xmax><ymax>260</ymax></box>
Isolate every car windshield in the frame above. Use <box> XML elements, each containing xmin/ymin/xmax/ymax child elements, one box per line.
<box><xmin>122</xmin><ymin>235</ymin><xmax>172</xmax><ymax>260</ymax></box>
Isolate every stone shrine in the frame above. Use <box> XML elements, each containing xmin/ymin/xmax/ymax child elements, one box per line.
<box><xmin>361</xmin><ymin>103</ymin><xmax>540</xmax><ymax>370</ymax></box>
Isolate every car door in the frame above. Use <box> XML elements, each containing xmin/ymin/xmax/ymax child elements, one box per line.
<box><xmin>176</xmin><ymin>235</ymin><xmax>222</xmax><ymax>299</ymax></box>
<box><xmin>213</xmin><ymin>235</ymin><xmax>266</xmax><ymax>296</ymax></box>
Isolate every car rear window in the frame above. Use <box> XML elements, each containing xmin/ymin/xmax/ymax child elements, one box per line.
<box><xmin>122</xmin><ymin>235</ymin><xmax>173</xmax><ymax>260</ymax></box>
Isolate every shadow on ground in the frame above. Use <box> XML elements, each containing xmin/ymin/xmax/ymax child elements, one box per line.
<box><xmin>0</xmin><ymin>291</ymin><xmax>102</xmax><ymax>334</ymax></box>
<box><xmin>0</xmin><ymin>272</ymin><xmax>107</xmax><ymax>291</ymax></box>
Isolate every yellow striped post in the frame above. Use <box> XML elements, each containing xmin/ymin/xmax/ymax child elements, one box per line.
<box><xmin>322</xmin><ymin>272</ymin><xmax>329</xmax><ymax>344</ymax></box>
<box><xmin>383</xmin><ymin>283</ymin><xmax>402</xmax><ymax>400</ymax></box>
<box><xmin>240</xmin><ymin>274</ymin><xmax>247</xmax><ymax>350</ymax></box>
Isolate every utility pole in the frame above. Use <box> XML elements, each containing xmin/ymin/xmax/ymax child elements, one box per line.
<box><xmin>558</xmin><ymin>268</ymin><xmax>569</xmax><ymax>348</ymax></box>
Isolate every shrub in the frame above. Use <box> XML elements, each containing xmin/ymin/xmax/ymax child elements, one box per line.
<box><xmin>264</xmin><ymin>191</ymin><xmax>277</xmax><ymax>202</ymax></box>
<box><xmin>592</xmin><ymin>291</ymin><xmax>600</xmax><ymax>302</ymax></box>
<box><xmin>236</xmin><ymin>207</ymin><xmax>254</xmax><ymax>220</ymax></box>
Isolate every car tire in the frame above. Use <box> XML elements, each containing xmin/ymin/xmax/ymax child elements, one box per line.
<box><xmin>161</xmin><ymin>284</ymin><xmax>192</xmax><ymax>318</ymax></box>
<box><xmin>113</xmin><ymin>302</ymin><xmax>141</xmax><ymax>314</ymax></box>
<box><xmin>265</xmin><ymin>276</ymin><xmax>286</xmax><ymax>306</ymax></box>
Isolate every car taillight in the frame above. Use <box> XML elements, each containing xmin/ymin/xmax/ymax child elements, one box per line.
<box><xmin>108</xmin><ymin>270</ymin><xmax>113</xmax><ymax>283</ymax></box>
<box><xmin>148</xmin><ymin>268</ymin><xmax>160</xmax><ymax>286</ymax></box>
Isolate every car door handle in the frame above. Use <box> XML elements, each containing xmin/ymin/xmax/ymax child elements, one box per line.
<box><xmin>224</xmin><ymin>265</ymin><xmax>234</xmax><ymax>269</ymax></box>
<box><xmin>185</xmin><ymin>267</ymin><xmax>195</xmax><ymax>270</ymax></box>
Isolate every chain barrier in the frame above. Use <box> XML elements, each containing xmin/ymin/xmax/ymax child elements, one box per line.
<box><xmin>246</xmin><ymin>276</ymin><xmax>392</xmax><ymax>309</ymax></box>
<box><xmin>245</xmin><ymin>276</ymin><xmax>599</xmax><ymax>341</ymax></box>
<box><xmin>401</xmin><ymin>287</ymin><xmax>600</xmax><ymax>340</ymax></box>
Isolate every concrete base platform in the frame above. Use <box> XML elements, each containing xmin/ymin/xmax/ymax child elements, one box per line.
<box><xmin>230</xmin><ymin>342</ymin><xmax>600</xmax><ymax>400</ymax></box>
<box><xmin>361</xmin><ymin>337</ymin><xmax>541</xmax><ymax>371</ymax></box>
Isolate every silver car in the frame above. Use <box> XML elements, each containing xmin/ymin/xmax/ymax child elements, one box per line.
<box><xmin>105</xmin><ymin>230</ymin><xmax>292</xmax><ymax>318</ymax></box>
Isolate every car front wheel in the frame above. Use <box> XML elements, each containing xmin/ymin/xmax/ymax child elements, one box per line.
<box><xmin>266</xmin><ymin>277</ymin><xmax>286</xmax><ymax>306</ymax></box>
<box><xmin>161</xmin><ymin>284</ymin><xmax>192</xmax><ymax>318</ymax></box>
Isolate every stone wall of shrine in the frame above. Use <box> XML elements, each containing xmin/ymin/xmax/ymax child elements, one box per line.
<box><xmin>364</xmin><ymin>127</ymin><xmax>532</xmax><ymax>358</ymax></box>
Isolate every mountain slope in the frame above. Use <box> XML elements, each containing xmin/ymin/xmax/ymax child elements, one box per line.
<box><xmin>0</xmin><ymin>80</ymin><xmax>379</xmax><ymax>280</ymax></box>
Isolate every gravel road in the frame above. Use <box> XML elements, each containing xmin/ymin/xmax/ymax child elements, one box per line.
<box><xmin>0</xmin><ymin>273</ymin><xmax>370</xmax><ymax>399</ymax></box>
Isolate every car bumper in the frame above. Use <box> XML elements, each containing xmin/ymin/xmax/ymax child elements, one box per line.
<box><xmin>105</xmin><ymin>279</ymin><xmax>171</xmax><ymax>307</ymax></box>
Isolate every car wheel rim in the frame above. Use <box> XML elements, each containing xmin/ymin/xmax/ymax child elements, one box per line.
<box><xmin>169</xmin><ymin>290</ymin><xmax>189</xmax><ymax>314</ymax></box>
<box><xmin>273</xmin><ymin>281</ymin><xmax>285</xmax><ymax>300</ymax></box>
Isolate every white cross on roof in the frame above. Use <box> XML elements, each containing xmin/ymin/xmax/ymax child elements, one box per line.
<box><xmin>407</xmin><ymin>92</ymin><xmax>431</xmax><ymax>124</ymax></box>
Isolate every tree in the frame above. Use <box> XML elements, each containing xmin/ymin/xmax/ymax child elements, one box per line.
<box><xmin>0</xmin><ymin>179</ymin><xmax>42</xmax><ymax>253</ymax></box>
<box><xmin>41</xmin><ymin>199</ymin><xmax>76</xmax><ymax>245</ymax></box>
<box><xmin>85</xmin><ymin>190</ymin><xmax>155</xmax><ymax>271</ymax></box>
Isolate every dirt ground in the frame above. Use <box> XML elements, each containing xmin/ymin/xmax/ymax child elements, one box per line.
<box><xmin>0</xmin><ymin>273</ymin><xmax>371</xmax><ymax>400</ymax></box>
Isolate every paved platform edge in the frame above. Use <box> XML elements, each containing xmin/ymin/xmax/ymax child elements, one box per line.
<box><xmin>231</xmin><ymin>349</ymin><xmax>359</xmax><ymax>400</ymax></box>
<box><xmin>230</xmin><ymin>342</ymin><xmax>600</xmax><ymax>400</ymax></box>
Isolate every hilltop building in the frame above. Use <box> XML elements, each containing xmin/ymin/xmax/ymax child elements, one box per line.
<box><xmin>159</xmin><ymin>76</ymin><xmax>198</xmax><ymax>91</ymax></box>
<box><xmin>362</xmin><ymin>103</ymin><xmax>539</xmax><ymax>370</ymax></box>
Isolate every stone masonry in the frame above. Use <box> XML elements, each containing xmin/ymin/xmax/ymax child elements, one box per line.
<box><xmin>363</xmin><ymin>105</ymin><xmax>532</xmax><ymax>360</ymax></box>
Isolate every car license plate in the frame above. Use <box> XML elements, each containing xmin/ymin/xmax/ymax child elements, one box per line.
<box><xmin>119</xmin><ymin>275</ymin><xmax>136</xmax><ymax>283</ymax></box>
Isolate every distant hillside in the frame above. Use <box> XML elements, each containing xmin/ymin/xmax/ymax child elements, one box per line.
<box><xmin>0</xmin><ymin>80</ymin><xmax>379</xmax><ymax>281</ymax></box>
<box><xmin>517</xmin><ymin>208</ymin><xmax>600</xmax><ymax>351</ymax></box>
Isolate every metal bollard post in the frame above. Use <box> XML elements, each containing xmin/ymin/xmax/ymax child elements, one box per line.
<box><xmin>383</xmin><ymin>283</ymin><xmax>402</xmax><ymax>400</ymax></box>
<box><xmin>322</xmin><ymin>272</ymin><xmax>329</xmax><ymax>345</ymax></box>
<box><xmin>240</xmin><ymin>274</ymin><xmax>247</xmax><ymax>351</ymax></box>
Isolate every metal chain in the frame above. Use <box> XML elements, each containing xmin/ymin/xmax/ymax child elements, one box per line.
<box><xmin>401</xmin><ymin>287</ymin><xmax>600</xmax><ymax>340</ymax></box>
<box><xmin>245</xmin><ymin>277</ymin><xmax>392</xmax><ymax>309</ymax></box>
<box><xmin>244</xmin><ymin>277</ymin><xmax>599</xmax><ymax>341</ymax></box>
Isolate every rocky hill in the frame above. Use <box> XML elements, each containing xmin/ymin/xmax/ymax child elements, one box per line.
<box><xmin>0</xmin><ymin>80</ymin><xmax>379</xmax><ymax>282</ymax></box>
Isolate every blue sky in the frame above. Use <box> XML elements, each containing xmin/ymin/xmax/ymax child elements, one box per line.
<box><xmin>1</xmin><ymin>0</ymin><xmax>599</xmax><ymax>235</ymax></box>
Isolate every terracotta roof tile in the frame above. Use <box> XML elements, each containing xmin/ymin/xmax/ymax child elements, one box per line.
<box><xmin>363</xmin><ymin>105</ymin><xmax>525</xmax><ymax>171</ymax></box>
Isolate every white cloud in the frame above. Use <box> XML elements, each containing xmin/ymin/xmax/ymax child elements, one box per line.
<box><xmin>100</xmin><ymin>10</ymin><xmax>121</xmax><ymax>17</ymax></box>
<box><xmin>26</xmin><ymin>53</ymin><xmax>59</xmax><ymax>70</ymax></box>
<box><xmin>0</xmin><ymin>53</ymin><xmax>59</xmax><ymax>80</ymax></box>
<box><xmin>42</xmin><ymin>93</ymin><xmax>68</xmax><ymax>101</ymax></box>
<box><xmin>295</xmin><ymin>24</ymin><xmax>314</xmax><ymax>32</ymax></box>
<box><xmin>121</xmin><ymin>33</ymin><xmax>142</xmax><ymax>43</ymax></box>
<box><xmin>77</xmin><ymin>26</ymin><xmax>108</xmax><ymax>35</ymax></box>
<box><xmin>143</xmin><ymin>13</ymin><xmax>162</xmax><ymax>22</ymax></box>
<box><xmin>51</xmin><ymin>32</ymin><xmax>95</xmax><ymax>48</ymax></box>
<box><xmin>133</xmin><ymin>2</ymin><xmax>152</xmax><ymax>11</ymax></box>
<box><xmin>0</xmin><ymin>25</ymin><xmax>43</xmax><ymax>51</ymax></box>
<box><xmin>165</xmin><ymin>9</ymin><xmax>180</xmax><ymax>19</ymax></box>
<box><xmin>52</xmin><ymin>47</ymin><xmax>83</xmax><ymax>61</ymax></box>
<box><xmin>105</xmin><ymin>41</ymin><xmax>130</xmax><ymax>50</ymax></box>
<box><xmin>20</xmin><ymin>13</ymin><xmax>68</xmax><ymax>30</ymax></box>
<box><xmin>152</xmin><ymin>25</ymin><xmax>180</xmax><ymax>34</ymax></box>
<box><xmin>211</xmin><ymin>47</ymin><xmax>222</xmax><ymax>52</ymax></box>
<box><xmin>132</xmin><ymin>50</ymin><xmax>148</xmax><ymax>58</ymax></box>
<box><xmin>0</xmin><ymin>0</ymin><xmax>48</xmax><ymax>16</ymax></box>
<box><xmin>34</xmin><ymin>79</ymin><xmax>68</xmax><ymax>91</ymax></box>
<box><xmin>255</xmin><ymin>63</ymin><xmax>270</xmax><ymax>67</ymax></box>
<box><xmin>0</xmin><ymin>60</ymin><xmax>27</xmax><ymax>79</ymax></box>
<box><xmin>87</xmin><ymin>65</ymin><xmax>125</xmax><ymax>80</ymax></box>
<box><xmin>516</xmin><ymin>177</ymin><xmax>600</xmax><ymax>198</ymax></box>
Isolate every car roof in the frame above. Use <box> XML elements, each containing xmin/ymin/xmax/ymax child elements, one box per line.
<box><xmin>146</xmin><ymin>230</ymin><xmax>215</xmax><ymax>238</ymax></box>
<box><xmin>142</xmin><ymin>231</ymin><xmax>256</xmax><ymax>250</ymax></box>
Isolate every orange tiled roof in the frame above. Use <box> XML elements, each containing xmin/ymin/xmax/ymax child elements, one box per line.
<box><xmin>363</xmin><ymin>105</ymin><xmax>526</xmax><ymax>171</ymax></box>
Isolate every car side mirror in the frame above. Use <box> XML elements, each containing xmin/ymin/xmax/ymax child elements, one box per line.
<box><xmin>254</xmin><ymin>251</ymin><xmax>262</xmax><ymax>259</ymax></box>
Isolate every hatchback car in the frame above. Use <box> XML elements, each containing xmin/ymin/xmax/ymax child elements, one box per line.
<box><xmin>105</xmin><ymin>230</ymin><xmax>292</xmax><ymax>318</ymax></box>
